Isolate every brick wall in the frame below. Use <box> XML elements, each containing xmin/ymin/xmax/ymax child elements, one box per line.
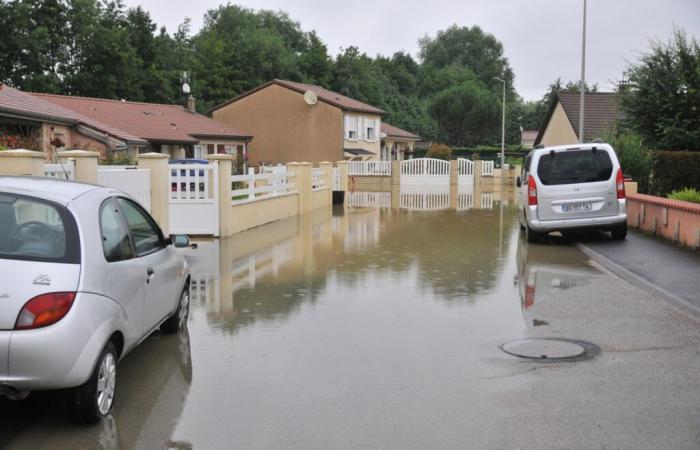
<box><xmin>627</xmin><ymin>193</ymin><xmax>700</xmax><ymax>249</ymax></box>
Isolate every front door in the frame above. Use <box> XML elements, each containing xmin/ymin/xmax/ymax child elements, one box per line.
<box><xmin>117</xmin><ymin>198</ymin><xmax>181</xmax><ymax>331</ymax></box>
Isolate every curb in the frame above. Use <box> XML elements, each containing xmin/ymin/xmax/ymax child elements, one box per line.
<box><xmin>577</xmin><ymin>242</ymin><xmax>700</xmax><ymax>322</ymax></box>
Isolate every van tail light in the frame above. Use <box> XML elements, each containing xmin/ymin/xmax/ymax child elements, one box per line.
<box><xmin>15</xmin><ymin>292</ymin><xmax>76</xmax><ymax>330</ymax></box>
<box><xmin>527</xmin><ymin>175</ymin><xmax>538</xmax><ymax>206</ymax></box>
<box><xmin>616</xmin><ymin>168</ymin><xmax>625</xmax><ymax>199</ymax></box>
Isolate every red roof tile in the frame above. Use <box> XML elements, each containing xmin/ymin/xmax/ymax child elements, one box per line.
<box><xmin>213</xmin><ymin>79</ymin><xmax>386</xmax><ymax>115</ymax></box>
<box><xmin>381</xmin><ymin>122</ymin><xmax>420</xmax><ymax>140</ymax></box>
<box><xmin>35</xmin><ymin>93</ymin><xmax>252</xmax><ymax>144</ymax></box>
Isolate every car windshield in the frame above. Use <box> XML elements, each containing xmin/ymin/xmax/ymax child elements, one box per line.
<box><xmin>0</xmin><ymin>193</ymin><xmax>80</xmax><ymax>263</ymax></box>
<box><xmin>536</xmin><ymin>149</ymin><xmax>613</xmax><ymax>185</ymax></box>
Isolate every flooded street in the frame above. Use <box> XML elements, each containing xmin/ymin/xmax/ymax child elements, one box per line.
<box><xmin>2</xmin><ymin>189</ymin><xmax>700</xmax><ymax>449</ymax></box>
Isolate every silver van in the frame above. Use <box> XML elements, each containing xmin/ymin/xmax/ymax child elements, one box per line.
<box><xmin>516</xmin><ymin>143</ymin><xmax>627</xmax><ymax>243</ymax></box>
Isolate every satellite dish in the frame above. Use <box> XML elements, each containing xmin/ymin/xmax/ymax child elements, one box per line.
<box><xmin>182</xmin><ymin>82</ymin><xmax>191</xmax><ymax>94</ymax></box>
<box><xmin>303</xmin><ymin>90</ymin><xmax>318</xmax><ymax>105</ymax></box>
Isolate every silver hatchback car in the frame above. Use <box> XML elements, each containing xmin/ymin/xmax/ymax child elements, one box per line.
<box><xmin>517</xmin><ymin>143</ymin><xmax>627</xmax><ymax>243</ymax></box>
<box><xmin>0</xmin><ymin>177</ymin><xmax>191</xmax><ymax>423</ymax></box>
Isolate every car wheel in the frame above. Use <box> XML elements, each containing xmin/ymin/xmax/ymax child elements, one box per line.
<box><xmin>611</xmin><ymin>223</ymin><xmax>628</xmax><ymax>240</ymax></box>
<box><xmin>70</xmin><ymin>341</ymin><xmax>117</xmax><ymax>424</ymax></box>
<box><xmin>161</xmin><ymin>287</ymin><xmax>190</xmax><ymax>334</ymax></box>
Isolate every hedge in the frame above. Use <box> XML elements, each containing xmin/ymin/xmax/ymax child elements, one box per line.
<box><xmin>650</xmin><ymin>151</ymin><xmax>700</xmax><ymax>196</ymax></box>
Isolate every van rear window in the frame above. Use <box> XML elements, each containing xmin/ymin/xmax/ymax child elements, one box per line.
<box><xmin>0</xmin><ymin>193</ymin><xmax>80</xmax><ymax>263</ymax></box>
<box><xmin>536</xmin><ymin>149</ymin><xmax>613</xmax><ymax>185</ymax></box>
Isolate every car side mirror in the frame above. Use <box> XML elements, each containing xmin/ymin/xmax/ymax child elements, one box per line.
<box><xmin>172</xmin><ymin>234</ymin><xmax>197</xmax><ymax>249</ymax></box>
<box><xmin>516</xmin><ymin>176</ymin><xmax>522</xmax><ymax>188</ymax></box>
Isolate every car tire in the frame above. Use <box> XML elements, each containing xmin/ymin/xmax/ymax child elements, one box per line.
<box><xmin>161</xmin><ymin>287</ymin><xmax>190</xmax><ymax>334</ymax></box>
<box><xmin>611</xmin><ymin>223</ymin><xmax>628</xmax><ymax>240</ymax></box>
<box><xmin>70</xmin><ymin>341</ymin><xmax>117</xmax><ymax>424</ymax></box>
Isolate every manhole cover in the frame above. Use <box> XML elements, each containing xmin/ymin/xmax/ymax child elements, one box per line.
<box><xmin>501</xmin><ymin>338</ymin><xmax>593</xmax><ymax>361</ymax></box>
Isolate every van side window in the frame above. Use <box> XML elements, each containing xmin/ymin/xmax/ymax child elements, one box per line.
<box><xmin>100</xmin><ymin>199</ymin><xmax>134</xmax><ymax>262</ymax></box>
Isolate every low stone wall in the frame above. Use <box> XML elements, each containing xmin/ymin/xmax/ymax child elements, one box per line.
<box><xmin>230</xmin><ymin>192</ymin><xmax>300</xmax><ymax>235</ymax></box>
<box><xmin>627</xmin><ymin>193</ymin><xmax>700</xmax><ymax>249</ymax></box>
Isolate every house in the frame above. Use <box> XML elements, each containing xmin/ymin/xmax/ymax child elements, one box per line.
<box><xmin>36</xmin><ymin>93</ymin><xmax>252</xmax><ymax>162</ymax></box>
<box><xmin>534</xmin><ymin>92</ymin><xmax>624</xmax><ymax>147</ymax></box>
<box><xmin>520</xmin><ymin>130</ymin><xmax>538</xmax><ymax>149</ymax></box>
<box><xmin>380</xmin><ymin>123</ymin><xmax>420</xmax><ymax>161</ymax></box>
<box><xmin>0</xmin><ymin>83</ymin><xmax>147</xmax><ymax>159</ymax></box>
<box><xmin>211</xmin><ymin>79</ymin><xmax>387</xmax><ymax>165</ymax></box>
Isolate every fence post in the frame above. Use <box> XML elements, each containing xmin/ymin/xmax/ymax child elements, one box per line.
<box><xmin>206</xmin><ymin>154</ymin><xmax>234</xmax><ymax>237</ymax></box>
<box><xmin>0</xmin><ymin>149</ymin><xmax>45</xmax><ymax>176</ymax></box>
<box><xmin>58</xmin><ymin>150</ymin><xmax>99</xmax><ymax>184</ymax></box>
<box><xmin>450</xmin><ymin>160</ymin><xmax>458</xmax><ymax>186</ymax></box>
<box><xmin>336</xmin><ymin>161</ymin><xmax>348</xmax><ymax>192</ymax></box>
<box><xmin>319</xmin><ymin>161</ymin><xmax>333</xmax><ymax>206</ymax></box>
<box><xmin>137</xmin><ymin>153</ymin><xmax>171</xmax><ymax>235</ymax></box>
<box><xmin>288</xmin><ymin>162</ymin><xmax>312</xmax><ymax>214</ymax></box>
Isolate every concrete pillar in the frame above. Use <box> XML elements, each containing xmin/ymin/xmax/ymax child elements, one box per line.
<box><xmin>58</xmin><ymin>150</ymin><xmax>99</xmax><ymax>184</ymax></box>
<box><xmin>138</xmin><ymin>153</ymin><xmax>171</xmax><ymax>235</ymax></box>
<box><xmin>288</xmin><ymin>162</ymin><xmax>312</xmax><ymax>214</ymax></box>
<box><xmin>449</xmin><ymin>160</ymin><xmax>458</xmax><ymax>186</ymax></box>
<box><xmin>206</xmin><ymin>154</ymin><xmax>234</xmax><ymax>237</ymax></box>
<box><xmin>336</xmin><ymin>161</ymin><xmax>348</xmax><ymax>191</ymax></box>
<box><xmin>0</xmin><ymin>149</ymin><xmax>45</xmax><ymax>176</ymax></box>
<box><xmin>391</xmin><ymin>160</ymin><xmax>401</xmax><ymax>186</ymax></box>
<box><xmin>319</xmin><ymin>161</ymin><xmax>333</xmax><ymax>206</ymax></box>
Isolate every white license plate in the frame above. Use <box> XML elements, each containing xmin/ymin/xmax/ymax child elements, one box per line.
<box><xmin>562</xmin><ymin>202</ymin><xmax>592</xmax><ymax>212</ymax></box>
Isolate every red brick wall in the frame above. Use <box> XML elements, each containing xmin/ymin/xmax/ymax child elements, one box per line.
<box><xmin>627</xmin><ymin>193</ymin><xmax>700</xmax><ymax>249</ymax></box>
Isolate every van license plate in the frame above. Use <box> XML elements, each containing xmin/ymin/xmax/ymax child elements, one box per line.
<box><xmin>563</xmin><ymin>202</ymin><xmax>592</xmax><ymax>212</ymax></box>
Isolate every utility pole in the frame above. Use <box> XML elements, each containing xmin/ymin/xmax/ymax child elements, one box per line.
<box><xmin>579</xmin><ymin>0</ymin><xmax>587</xmax><ymax>143</ymax></box>
<box><xmin>494</xmin><ymin>77</ymin><xmax>506</xmax><ymax>168</ymax></box>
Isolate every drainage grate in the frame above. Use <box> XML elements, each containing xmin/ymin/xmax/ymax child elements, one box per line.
<box><xmin>501</xmin><ymin>338</ymin><xmax>599</xmax><ymax>362</ymax></box>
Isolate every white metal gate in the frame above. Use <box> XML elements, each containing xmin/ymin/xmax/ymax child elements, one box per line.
<box><xmin>169</xmin><ymin>162</ymin><xmax>219</xmax><ymax>236</ymax></box>
<box><xmin>457</xmin><ymin>158</ymin><xmax>474</xmax><ymax>185</ymax></box>
<box><xmin>481</xmin><ymin>160</ymin><xmax>494</xmax><ymax>177</ymax></box>
<box><xmin>400</xmin><ymin>158</ymin><xmax>450</xmax><ymax>186</ymax></box>
<box><xmin>97</xmin><ymin>166</ymin><xmax>151</xmax><ymax>211</ymax></box>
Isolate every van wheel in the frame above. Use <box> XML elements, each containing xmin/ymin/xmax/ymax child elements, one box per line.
<box><xmin>70</xmin><ymin>341</ymin><xmax>117</xmax><ymax>424</ymax></box>
<box><xmin>161</xmin><ymin>287</ymin><xmax>190</xmax><ymax>334</ymax></box>
<box><xmin>527</xmin><ymin>225</ymin><xmax>543</xmax><ymax>244</ymax></box>
<box><xmin>611</xmin><ymin>223</ymin><xmax>628</xmax><ymax>240</ymax></box>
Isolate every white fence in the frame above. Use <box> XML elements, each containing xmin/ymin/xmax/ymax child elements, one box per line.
<box><xmin>169</xmin><ymin>162</ymin><xmax>219</xmax><ymax>236</ymax></box>
<box><xmin>457</xmin><ymin>192</ymin><xmax>474</xmax><ymax>211</ymax></box>
<box><xmin>400</xmin><ymin>191</ymin><xmax>451</xmax><ymax>211</ymax></box>
<box><xmin>348</xmin><ymin>160</ymin><xmax>392</xmax><ymax>176</ymax></box>
<box><xmin>480</xmin><ymin>193</ymin><xmax>494</xmax><ymax>209</ymax></box>
<box><xmin>345</xmin><ymin>191</ymin><xmax>391</xmax><ymax>208</ymax></box>
<box><xmin>231</xmin><ymin>166</ymin><xmax>295</xmax><ymax>204</ymax></box>
<box><xmin>400</xmin><ymin>158</ymin><xmax>450</xmax><ymax>186</ymax></box>
<box><xmin>45</xmin><ymin>161</ymin><xmax>75</xmax><ymax>180</ymax></box>
<box><xmin>457</xmin><ymin>158</ymin><xmax>474</xmax><ymax>186</ymax></box>
<box><xmin>97</xmin><ymin>166</ymin><xmax>152</xmax><ymax>211</ymax></box>
<box><xmin>481</xmin><ymin>160</ymin><xmax>494</xmax><ymax>177</ymax></box>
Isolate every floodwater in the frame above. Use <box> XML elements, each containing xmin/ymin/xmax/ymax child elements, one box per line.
<box><xmin>3</xmin><ymin>187</ymin><xmax>699</xmax><ymax>449</ymax></box>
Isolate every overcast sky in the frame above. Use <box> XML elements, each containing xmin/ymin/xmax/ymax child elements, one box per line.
<box><xmin>126</xmin><ymin>0</ymin><xmax>700</xmax><ymax>101</ymax></box>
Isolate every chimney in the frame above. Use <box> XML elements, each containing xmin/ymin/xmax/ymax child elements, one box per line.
<box><xmin>186</xmin><ymin>95</ymin><xmax>196</xmax><ymax>113</ymax></box>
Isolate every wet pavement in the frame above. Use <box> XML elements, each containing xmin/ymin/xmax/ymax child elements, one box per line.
<box><xmin>2</xmin><ymin>189</ymin><xmax>700</xmax><ymax>449</ymax></box>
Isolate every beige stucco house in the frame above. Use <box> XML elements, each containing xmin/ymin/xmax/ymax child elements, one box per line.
<box><xmin>211</xmin><ymin>79</ymin><xmax>386</xmax><ymax>165</ymax></box>
<box><xmin>535</xmin><ymin>92</ymin><xmax>624</xmax><ymax>147</ymax></box>
<box><xmin>380</xmin><ymin>123</ymin><xmax>420</xmax><ymax>161</ymax></box>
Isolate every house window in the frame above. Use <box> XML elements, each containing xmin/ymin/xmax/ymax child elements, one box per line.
<box><xmin>366</xmin><ymin>123</ymin><xmax>375</xmax><ymax>141</ymax></box>
<box><xmin>194</xmin><ymin>145</ymin><xmax>205</xmax><ymax>159</ymax></box>
<box><xmin>346</xmin><ymin>115</ymin><xmax>359</xmax><ymax>140</ymax></box>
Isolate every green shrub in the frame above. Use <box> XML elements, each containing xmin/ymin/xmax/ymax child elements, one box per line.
<box><xmin>103</xmin><ymin>153</ymin><xmax>136</xmax><ymax>166</ymax></box>
<box><xmin>651</xmin><ymin>151</ymin><xmax>700</xmax><ymax>196</ymax></box>
<box><xmin>426</xmin><ymin>143</ymin><xmax>453</xmax><ymax>161</ymax></box>
<box><xmin>667</xmin><ymin>188</ymin><xmax>700</xmax><ymax>204</ymax></box>
<box><xmin>607</xmin><ymin>132</ymin><xmax>653</xmax><ymax>192</ymax></box>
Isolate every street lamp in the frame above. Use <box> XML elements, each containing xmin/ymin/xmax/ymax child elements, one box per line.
<box><xmin>494</xmin><ymin>77</ymin><xmax>506</xmax><ymax>169</ymax></box>
<box><xmin>579</xmin><ymin>0</ymin><xmax>587</xmax><ymax>143</ymax></box>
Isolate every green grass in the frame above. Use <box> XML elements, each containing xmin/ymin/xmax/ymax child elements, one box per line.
<box><xmin>667</xmin><ymin>188</ymin><xmax>700</xmax><ymax>204</ymax></box>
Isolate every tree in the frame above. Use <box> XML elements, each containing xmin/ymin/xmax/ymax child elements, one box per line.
<box><xmin>619</xmin><ymin>28</ymin><xmax>700</xmax><ymax>150</ymax></box>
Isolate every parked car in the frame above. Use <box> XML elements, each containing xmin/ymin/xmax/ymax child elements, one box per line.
<box><xmin>0</xmin><ymin>176</ymin><xmax>192</xmax><ymax>424</ymax></box>
<box><xmin>516</xmin><ymin>143</ymin><xmax>627</xmax><ymax>243</ymax></box>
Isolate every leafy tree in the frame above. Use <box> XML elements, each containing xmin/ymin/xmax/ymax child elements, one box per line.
<box><xmin>619</xmin><ymin>28</ymin><xmax>700</xmax><ymax>150</ymax></box>
<box><xmin>426</xmin><ymin>143</ymin><xmax>452</xmax><ymax>160</ymax></box>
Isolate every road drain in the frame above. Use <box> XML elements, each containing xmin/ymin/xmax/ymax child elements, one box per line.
<box><xmin>501</xmin><ymin>338</ymin><xmax>599</xmax><ymax>362</ymax></box>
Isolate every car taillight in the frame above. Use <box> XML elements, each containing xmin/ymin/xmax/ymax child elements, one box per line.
<box><xmin>527</xmin><ymin>175</ymin><xmax>538</xmax><ymax>206</ymax></box>
<box><xmin>15</xmin><ymin>292</ymin><xmax>76</xmax><ymax>330</ymax></box>
<box><xmin>616</xmin><ymin>168</ymin><xmax>625</xmax><ymax>199</ymax></box>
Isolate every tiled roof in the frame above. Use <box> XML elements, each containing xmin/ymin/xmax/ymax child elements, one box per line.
<box><xmin>381</xmin><ymin>122</ymin><xmax>420</xmax><ymax>140</ymax></box>
<box><xmin>213</xmin><ymin>79</ymin><xmax>387</xmax><ymax>115</ymax></box>
<box><xmin>556</xmin><ymin>92</ymin><xmax>624</xmax><ymax>143</ymax></box>
<box><xmin>521</xmin><ymin>130</ymin><xmax>538</xmax><ymax>141</ymax></box>
<box><xmin>35</xmin><ymin>93</ymin><xmax>252</xmax><ymax>144</ymax></box>
<box><xmin>0</xmin><ymin>84</ymin><xmax>146</xmax><ymax>145</ymax></box>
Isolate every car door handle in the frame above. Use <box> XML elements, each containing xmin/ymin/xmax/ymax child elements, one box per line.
<box><xmin>146</xmin><ymin>267</ymin><xmax>155</xmax><ymax>283</ymax></box>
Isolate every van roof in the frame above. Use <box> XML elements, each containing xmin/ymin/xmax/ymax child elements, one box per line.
<box><xmin>531</xmin><ymin>143</ymin><xmax>613</xmax><ymax>156</ymax></box>
<box><xmin>0</xmin><ymin>176</ymin><xmax>106</xmax><ymax>205</ymax></box>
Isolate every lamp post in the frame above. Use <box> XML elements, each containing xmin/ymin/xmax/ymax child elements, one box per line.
<box><xmin>579</xmin><ymin>0</ymin><xmax>587</xmax><ymax>143</ymax></box>
<box><xmin>494</xmin><ymin>77</ymin><xmax>506</xmax><ymax>168</ymax></box>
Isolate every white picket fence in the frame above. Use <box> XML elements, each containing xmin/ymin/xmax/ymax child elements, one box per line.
<box><xmin>457</xmin><ymin>158</ymin><xmax>474</xmax><ymax>186</ymax></box>
<box><xmin>481</xmin><ymin>160</ymin><xmax>495</xmax><ymax>177</ymax></box>
<box><xmin>457</xmin><ymin>192</ymin><xmax>474</xmax><ymax>211</ymax></box>
<box><xmin>399</xmin><ymin>191</ymin><xmax>451</xmax><ymax>211</ymax></box>
<box><xmin>400</xmin><ymin>158</ymin><xmax>450</xmax><ymax>186</ymax></box>
<box><xmin>345</xmin><ymin>191</ymin><xmax>391</xmax><ymax>208</ymax></box>
<box><xmin>97</xmin><ymin>166</ymin><xmax>152</xmax><ymax>211</ymax></box>
<box><xmin>348</xmin><ymin>160</ymin><xmax>391</xmax><ymax>176</ymax></box>
<box><xmin>169</xmin><ymin>162</ymin><xmax>219</xmax><ymax>236</ymax></box>
<box><xmin>231</xmin><ymin>166</ymin><xmax>295</xmax><ymax>204</ymax></box>
<box><xmin>45</xmin><ymin>161</ymin><xmax>75</xmax><ymax>180</ymax></box>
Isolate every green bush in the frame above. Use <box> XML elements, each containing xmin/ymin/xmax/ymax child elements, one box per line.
<box><xmin>607</xmin><ymin>132</ymin><xmax>653</xmax><ymax>192</ymax></box>
<box><xmin>103</xmin><ymin>153</ymin><xmax>136</xmax><ymax>166</ymax></box>
<box><xmin>651</xmin><ymin>151</ymin><xmax>700</xmax><ymax>196</ymax></box>
<box><xmin>426</xmin><ymin>143</ymin><xmax>453</xmax><ymax>161</ymax></box>
<box><xmin>667</xmin><ymin>188</ymin><xmax>700</xmax><ymax>204</ymax></box>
